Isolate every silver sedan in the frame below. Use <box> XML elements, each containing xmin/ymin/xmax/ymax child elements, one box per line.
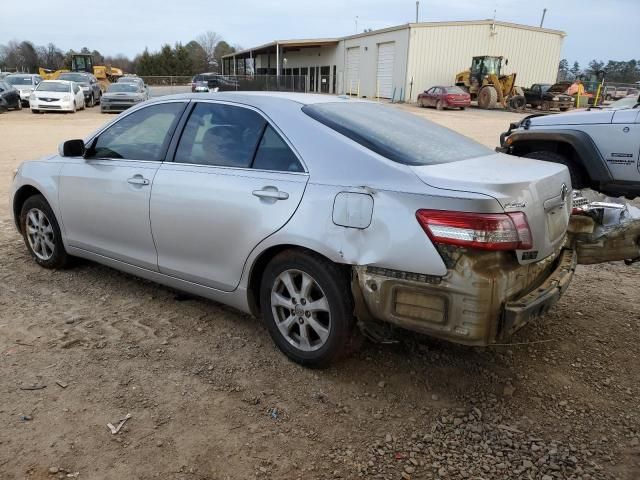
<box><xmin>11</xmin><ymin>92</ymin><xmax>574</xmax><ymax>366</ymax></box>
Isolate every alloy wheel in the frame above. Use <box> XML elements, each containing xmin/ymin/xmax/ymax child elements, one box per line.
<box><xmin>270</xmin><ymin>269</ymin><xmax>331</xmax><ymax>352</ymax></box>
<box><xmin>25</xmin><ymin>208</ymin><xmax>55</xmax><ymax>261</ymax></box>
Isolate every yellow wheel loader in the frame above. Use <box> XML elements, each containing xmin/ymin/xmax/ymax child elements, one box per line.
<box><xmin>455</xmin><ymin>56</ymin><xmax>524</xmax><ymax>110</ymax></box>
<box><xmin>39</xmin><ymin>54</ymin><xmax>123</xmax><ymax>91</ymax></box>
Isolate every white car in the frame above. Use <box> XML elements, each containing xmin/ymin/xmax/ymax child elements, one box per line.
<box><xmin>30</xmin><ymin>80</ymin><xmax>86</xmax><ymax>113</ymax></box>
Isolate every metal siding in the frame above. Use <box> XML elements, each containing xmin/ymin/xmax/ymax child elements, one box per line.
<box><xmin>340</xmin><ymin>28</ymin><xmax>409</xmax><ymax>99</ymax></box>
<box><xmin>376</xmin><ymin>42</ymin><xmax>395</xmax><ymax>98</ymax></box>
<box><xmin>345</xmin><ymin>47</ymin><xmax>361</xmax><ymax>95</ymax></box>
<box><xmin>406</xmin><ymin>24</ymin><xmax>564</xmax><ymax>101</ymax></box>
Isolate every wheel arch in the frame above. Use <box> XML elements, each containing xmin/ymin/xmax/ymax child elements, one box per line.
<box><xmin>507</xmin><ymin>129</ymin><xmax>613</xmax><ymax>186</ymax></box>
<box><xmin>246</xmin><ymin>243</ymin><xmax>351</xmax><ymax>317</ymax></box>
<box><xmin>12</xmin><ymin>184</ymin><xmax>45</xmax><ymax>232</ymax></box>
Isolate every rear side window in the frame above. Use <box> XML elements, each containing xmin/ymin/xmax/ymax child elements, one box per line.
<box><xmin>175</xmin><ymin>103</ymin><xmax>265</xmax><ymax>168</ymax></box>
<box><xmin>175</xmin><ymin>103</ymin><xmax>304</xmax><ymax>172</ymax></box>
<box><xmin>253</xmin><ymin>126</ymin><xmax>303</xmax><ymax>172</ymax></box>
<box><xmin>302</xmin><ymin>102</ymin><xmax>492</xmax><ymax>166</ymax></box>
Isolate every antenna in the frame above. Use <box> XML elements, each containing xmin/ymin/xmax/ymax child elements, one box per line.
<box><xmin>355</xmin><ymin>16</ymin><xmax>358</xmax><ymax>33</ymax></box>
<box><xmin>415</xmin><ymin>1</ymin><xmax>419</xmax><ymax>23</ymax></box>
<box><xmin>540</xmin><ymin>8</ymin><xmax>547</xmax><ymax>28</ymax></box>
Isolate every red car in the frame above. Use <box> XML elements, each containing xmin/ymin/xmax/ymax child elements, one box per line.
<box><xmin>418</xmin><ymin>86</ymin><xmax>471</xmax><ymax>110</ymax></box>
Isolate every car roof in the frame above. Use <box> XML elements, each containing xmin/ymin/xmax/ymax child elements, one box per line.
<box><xmin>40</xmin><ymin>80</ymin><xmax>73</xmax><ymax>84</ymax></box>
<box><xmin>147</xmin><ymin>91</ymin><xmax>364</xmax><ymax>106</ymax></box>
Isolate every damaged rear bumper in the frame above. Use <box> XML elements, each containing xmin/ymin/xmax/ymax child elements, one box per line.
<box><xmin>352</xmin><ymin>246</ymin><xmax>576</xmax><ymax>347</ymax></box>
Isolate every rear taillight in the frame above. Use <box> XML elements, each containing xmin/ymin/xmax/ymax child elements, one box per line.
<box><xmin>416</xmin><ymin>210</ymin><xmax>533</xmax><ymax>251</ymax></box>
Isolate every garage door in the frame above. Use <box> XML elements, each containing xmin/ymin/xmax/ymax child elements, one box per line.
<box><xmin>345</xmin><ymin>47</ymin><xmax>360</xmax><ymax>95</ymax></box>
<box><xmin>376</xmin><ymin>42</ymin><xmax>395</xmax><ymax>98</ymax></box>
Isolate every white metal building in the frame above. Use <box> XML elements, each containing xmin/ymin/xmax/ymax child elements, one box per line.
<box><xmin>223</xmin><ymin>20</ymin><xmax>566</xmax><ymax>102</ymax></box>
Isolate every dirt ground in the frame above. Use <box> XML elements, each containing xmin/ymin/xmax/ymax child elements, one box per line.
<box><xmin>0</xmin><ymin>104</ymin><xmax>638</xmax><ymax>480</ymax></box>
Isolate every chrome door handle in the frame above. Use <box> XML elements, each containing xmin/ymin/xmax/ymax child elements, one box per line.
<box><xmin>127</xmin><ymin>176</ymin><xmax>150</xmax><ymax>186</ymax></box>
<box><xmin>252</xmin><ymin>188</ymin><xmax>289</xmax><ymax>200</ymax></box>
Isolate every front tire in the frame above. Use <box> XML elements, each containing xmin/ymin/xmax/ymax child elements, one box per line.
<box><xmin>477</xmin><ymin>86</ymin><xmax>498</xmax><ymax>109</ymax></box>
<box><xmin>523</xmin><ymin>151</ymin><xmax>586</xmax><ymax>189</ymax></box>
<box><xmin>87</xmin><ymin>94</ymin><xmax>95</xmax><ymax>107</ymax></box>
<box><xmin>20</xmin><ymin>195</ymin><xmax>69</xmax><ymax>269</ymax></box>
<box><xmin>436</xmin><ymin>100</ymin><xmax>444</xmax><ymax>111</ymax></box>
<box><xmin>260</xmin><ymin>250</ymin><xmax>358</xmax><ymax>367</ymax></box>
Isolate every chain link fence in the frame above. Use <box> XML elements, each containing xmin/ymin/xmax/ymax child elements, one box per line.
<box><xmin>138</xmin><ymin>75</ymin><xmax>309</xmax><ymax>98</ymax></box>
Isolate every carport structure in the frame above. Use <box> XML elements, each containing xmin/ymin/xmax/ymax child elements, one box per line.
<box><xmin>222</xmin><ymin>38</ymin><xmax>340</xmax><ymax>93</ymax></box>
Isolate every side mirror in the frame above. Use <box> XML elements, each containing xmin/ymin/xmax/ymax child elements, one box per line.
<box><xmin>59</xmin><ymin>139</ymin><xmax>85</xmax><ymax>157</ymax></box>
<box><xmin>505</xmin><ymin>59</ymin><xmax>509</xmax><ymax>66</ymax></box>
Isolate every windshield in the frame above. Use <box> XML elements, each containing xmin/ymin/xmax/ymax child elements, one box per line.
<box><xmin>118</xmin><ymin>77</ymin><xmax>140</xmax><ymax>84</ymax></box>
<box><xmin>59</xmin><ymin>73</ymin><xmax>90</xmax><ymax>83</ymax></box>
<box><xmin>107</xmin><ymin>84</ymin><xmax>138</xmax><ymax>93</ymax></box>
<box><xmin>302</xmin><ymin>102</ymin><xmax>492</xmax><ymax>166</ymax></box>
<box><xmin>608</xmin><ymin>95</ymin><xmax>639</xmax><ymax>110</ymax></box>
<box><xmin>548</xmin><ymin>83</ymin><xmax>570</xmax><ymax>93</ymax></box>
<box><xmin>6</xmin><ymin>75</ymin><xmax>33</xmax><ymax>86</ymax></box>
<box><xmin>36</xmin><ymin>81</ymin><xmax>70</xmax><ymax>93</ymax></box>
<box><xmin>538</xmin><ymin>84</ymin><xmax>551</xmax><ymax>93</ymax></box>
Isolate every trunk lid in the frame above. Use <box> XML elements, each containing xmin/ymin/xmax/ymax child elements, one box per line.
<box><xmin>410</xmin><ymin>153</ymin><xmax>572</xmax><ymax>264</ymax></box>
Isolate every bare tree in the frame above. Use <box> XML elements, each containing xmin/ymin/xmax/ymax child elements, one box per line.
<box><xmin>196</xmin><ymin>31</ymin><xmax>222</xmax><ymax>69</ymax></box>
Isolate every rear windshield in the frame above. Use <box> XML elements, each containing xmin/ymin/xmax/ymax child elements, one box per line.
<box><xmin>36</xmin><ymin>81</ymin><xmax>70</xmax><ymax>92</ymax></box>
<box><xmin>302</xmin><ymin>102</ymin><xmax>491</xmax><ymax>166</ymax></box>
<box><xmin>6</xmin><ymin>76</ymin><xmax>33</xmax><ymax>86</ymax></box>
<box><xmin>444</xmin><ymin>86</ymin><xmax>466</xmax><ymax>94</ymax></box>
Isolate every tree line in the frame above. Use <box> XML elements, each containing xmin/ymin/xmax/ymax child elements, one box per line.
<box><xmin>557</xmin><ymin>58</ymin><xmax>640</xmax><ymax>84</ymax></box>
<box><xmin>0</xmin><ymin>31</ymin><xmax>238</xmax><ymax>76</ymax></box>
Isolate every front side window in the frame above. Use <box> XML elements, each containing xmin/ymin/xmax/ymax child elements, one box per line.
<box><xmin>89</xmin><ymin>102</ymin><xmax>185</xmax><ymax>161</ymax></box>
<box><xmin>174</xmin><ymin>103</ymin><xmax>266</xmax><ymax>168</ymax></box>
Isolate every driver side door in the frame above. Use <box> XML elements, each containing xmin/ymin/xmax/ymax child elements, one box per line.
<box><xmin>58</xmin><ymin>101</ymin><xmax>188</xmax><ymax>270</ymax></box>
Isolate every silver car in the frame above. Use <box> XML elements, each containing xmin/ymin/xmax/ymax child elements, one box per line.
<box><xmin>5</xmin><ymin>73</ymin><xmax>43</xmax><ymax>107</ymax></box>
<box><xmin>11</xmin><ymin>92</ymin><xmax>576</xmax><ymax>367</ymax></box>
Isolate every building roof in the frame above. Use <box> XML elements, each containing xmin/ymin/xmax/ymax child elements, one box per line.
<box><xmin>223</xmin><ymin>19</ymin><xmax>566</xmax><ymax>59</ymax></box>
<box><xmin>224</xmin><ymin>38</ymin><xmax>340</xmax><ymax>59</ymax></box>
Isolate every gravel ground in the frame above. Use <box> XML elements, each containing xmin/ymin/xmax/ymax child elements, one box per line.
<box><xmin>0</xmin><ymin>105</ymin><xmax>638</xmax><ymax>480</ymax></box>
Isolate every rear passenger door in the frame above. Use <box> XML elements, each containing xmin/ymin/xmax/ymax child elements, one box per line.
<box><xmin>149</xmin><ymin>101</ymin><xmax>309</xmax><ymax>292</ymax></box>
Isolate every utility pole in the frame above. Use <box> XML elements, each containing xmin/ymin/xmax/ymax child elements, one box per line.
<box><xmin>540</xmin><ymin>8</ymin><xmax>547</xmax><ymax>28</ymax></box>
<box><xmin>415</xmin><ymin>1</ymin><xmax>419</xmax><ymax>23</ymax></box>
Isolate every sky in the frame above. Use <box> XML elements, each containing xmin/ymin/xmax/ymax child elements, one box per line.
<box><xmin>1</xmin><ymin>0</ymin><xmax>638</xmax><ymax>67</ymax></box>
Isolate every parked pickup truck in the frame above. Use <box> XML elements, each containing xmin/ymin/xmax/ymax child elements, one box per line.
<box><xmin>523</xmin><ymin>82</ymin><xmax>574</xmax><ymax>111</ymax></box>
<box><xmin>497</xmin><ymin>102</ymin><xmax>640</xmax><ymax>199</ymax></box>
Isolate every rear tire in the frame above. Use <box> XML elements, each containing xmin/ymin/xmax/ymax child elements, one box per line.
<box><xmin>31</xmin><ymin>109</ymin><xmax>39</xmax><ymax>114</ymax></box>
<box><xmin>20</xmin><ymin>195</ymin><xmax>70</xmax><ymax>269</ymax></box>
<box><xmin>477</xmin><ymin>86</ymin><xmax>498</xmax><ymax>109</ymax></box>
<box><xmin>260</xmin><ymin>250</ymin><xmax>359</xmax><ymax>368</ymax></box>
<box><xmin>15</xmin><ymin>99</ymin><xmax>22</xmax><ymax>110</ymax></box>
<box><xmin>523</xmin><ymin>151</ymin><xmax>586</xmax><ymax>190</ymax></box>
<box><xmin>559</xmin><ymin>107</ymin><xmax>569</xmax><ymax>112</ymax></box>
